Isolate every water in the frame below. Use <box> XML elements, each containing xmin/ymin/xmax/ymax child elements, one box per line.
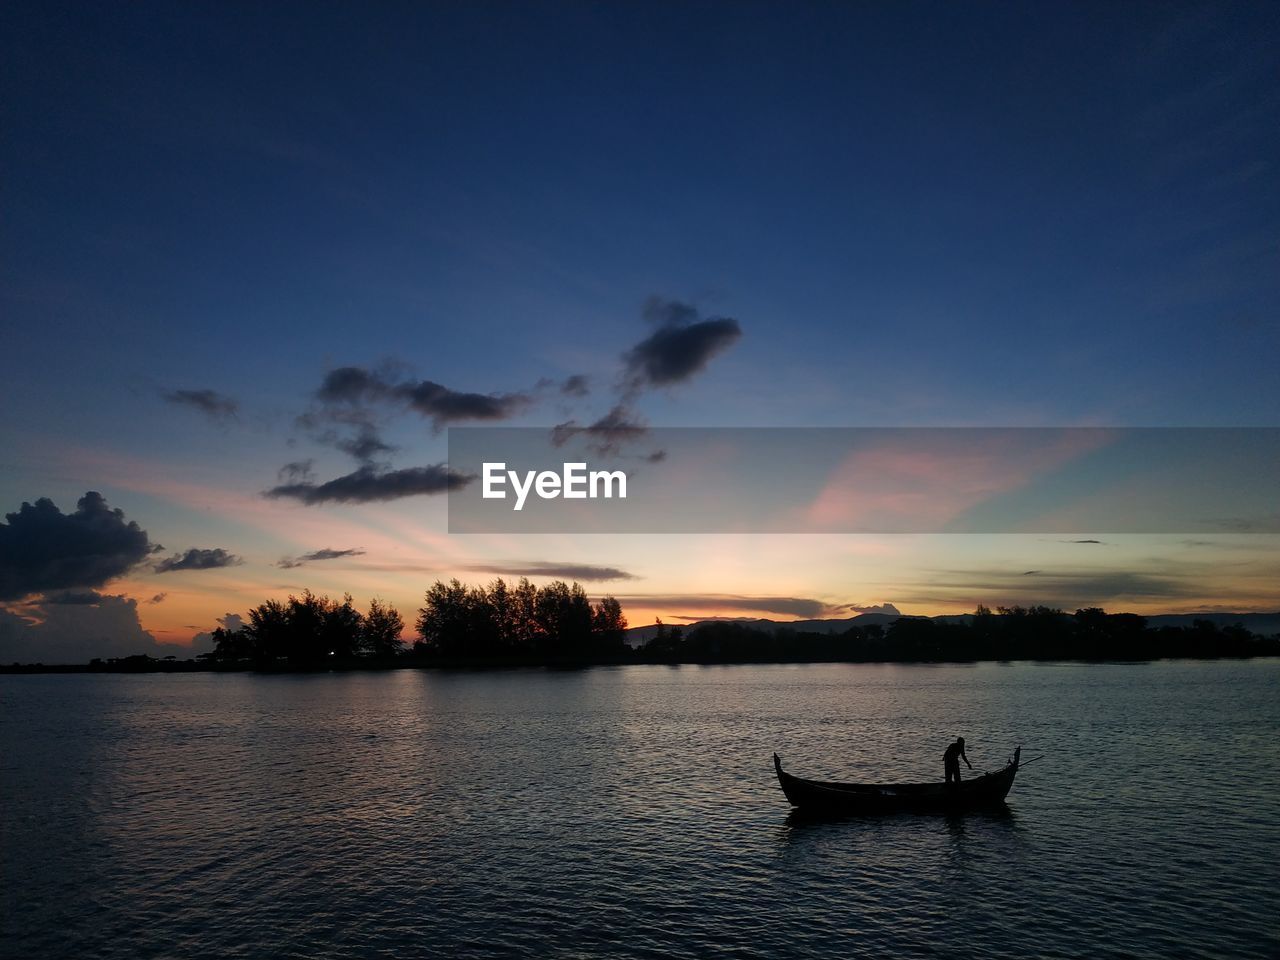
<box><xmin>3</xmin><ymin>661</ymin><xmax>1278</xmax><ymax>959</ymax></box>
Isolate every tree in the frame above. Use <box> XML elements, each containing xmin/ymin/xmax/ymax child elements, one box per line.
<box><xmin>416</xmin><ymin>579</ymin><xmax>471</xmax><ymax>655</ymax></box>
<box><xmin>239</xmin><ymin>590</ymin><xmax>372</xmax><ymax>665</ymax></box>
<box><xmin>361</xmin><ymin>598</ymin><xmax>404</xmax><ymax>657</ymax></box>
<box><xmin>245</xmin><ymin>597</ymin><xmax>290</xmax><ymax>662</ymax></box>
<box><xmin>592</xmin><ymin>596</ymin><xmax>628</xmax><ymax>648</ymax></box>
<box><xmin>414</xmin><ymin>578</ymin><xmax>629</xmax><ymax>658</ymax></box>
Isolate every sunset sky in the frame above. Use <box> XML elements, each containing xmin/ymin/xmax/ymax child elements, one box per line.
<box><xmin>2</xmin><ymin>3</ymin><xmax>1277</xmax><ymax>661</ymax></box>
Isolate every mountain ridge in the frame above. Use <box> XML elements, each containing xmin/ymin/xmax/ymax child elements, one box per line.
<box><xmin>624</xmin><ymin>610</ymin><xmax>1280</xmax><ymax>645</ymax></box>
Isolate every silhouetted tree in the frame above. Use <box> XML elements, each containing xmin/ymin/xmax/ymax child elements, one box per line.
<box><xmin>361</xmin><ymin>598</ymin><xmax>405</xmax><ymax>657</ymax></box>
<box><xmin>592</xmin><ymin>596</ymin><xmax>628</xmax><ymax>648</ymax></box>
<box><xmin>226</xmin><ymin>591</ymin><xmax>401</xmax><ymax>665</ymax></box>
<box><xmin>414</xmin><ymin>578</ymin><xmax>628</xmax><ymax>658</ymax></box>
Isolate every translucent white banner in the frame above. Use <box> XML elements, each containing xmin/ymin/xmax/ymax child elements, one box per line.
<box><xmin>447</xmin><ymin>427</ymin><xmax>1280</xmax><ymax>534</ymax></box>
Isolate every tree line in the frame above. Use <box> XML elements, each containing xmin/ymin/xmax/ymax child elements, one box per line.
<box><xmin>207</xmin><ymin>590</ymin><xmax>405</xmax><ymax>666</ymax></box>
<box><xmin>636</xmin><ymin>605</ymin><xmax>1279</xmax><ymax>663</ymax></box>
<box><xmin>414</xmin><ymin>577</ymin><xmax>627</xmax><ymax>657</ymax></box>
<box><xmin>203</xmin><ymin>578</ymin><xmax>627</xmax><ymax>667</ymax></box>
<box><xmin>183</xmin><ymin>592</ymin><xmax>1278</xmax><ymax>669</ymax></box>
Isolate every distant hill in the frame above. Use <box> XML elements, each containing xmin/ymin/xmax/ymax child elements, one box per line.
<box><xmin>624</xmin><ymin>610</ymin><xmax>1280</xmax><ymax>646</ymax></box>
<box><xmin>626</xmin><ymin>612</ymin><xmax>918</xmax><ymax>645</ymax></box>
<box><xmin>1144</xmin><ymin>612</ymin><xmax>1280</xmax><ymax>636</ymax></box>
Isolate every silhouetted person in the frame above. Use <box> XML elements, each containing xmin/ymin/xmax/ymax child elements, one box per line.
<box><xmin>944</xmin><ymin>736</ymin><xmax>972</xmax><ymax>786</ymax></box>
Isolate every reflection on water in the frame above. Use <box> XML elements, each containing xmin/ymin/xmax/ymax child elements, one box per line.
<box><xmin>3</xmin><ymin>661</ymin><xmax>1279</xmax><ymax>959</ymax></box>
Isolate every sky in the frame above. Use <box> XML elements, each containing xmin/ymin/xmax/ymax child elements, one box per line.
<box><xmin>1</xmin><ymin>2</ymin><xmax>1277</xmax><ymax>661</ymax></box>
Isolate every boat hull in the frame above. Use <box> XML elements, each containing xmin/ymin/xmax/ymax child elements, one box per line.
<box><xmin>774</xmin><ymin>749</ymin><xmax>1020</xmax><ymax>815</ymax></box>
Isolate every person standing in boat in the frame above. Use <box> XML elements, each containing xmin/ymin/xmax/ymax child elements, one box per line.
<box><xmin>943</xmin><ymin>737</ymin><xmax>972</xmax><ymax>786</ymax></box>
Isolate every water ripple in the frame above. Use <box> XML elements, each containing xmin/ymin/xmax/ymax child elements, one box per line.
<box><xmin>3</xmin><ymin>661</ymin><xmax>1279</xmax><ymax>958</ymax></box>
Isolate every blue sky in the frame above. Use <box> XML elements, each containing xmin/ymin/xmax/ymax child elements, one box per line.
<box><xmin>1</xmin><ymin>2</ymin><xmax>1277</xmax><ymax>659</ymax></box>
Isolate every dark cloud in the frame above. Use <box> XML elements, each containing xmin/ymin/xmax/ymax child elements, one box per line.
<box><xmin>278</xmin><ymin>547</ymin><xmax>367</xmax><ymax>569</ymax></box>
<box><xmin>313</xmin><ymin>366</ymin><xmax>529</xmax><ymax>430</ymax></box>
<box><xmin>163</xmin><ymin>388</ymin><xmax>239</xmax><ymax>422</ymax></box>
<box><xmin>460</xmin><ymin>562</ymin><xmax>638</xmax><ymax>582</ymax></box>
<box><xmin>334</xmin><ymin>425</ymin><xmax>397</xmax><ymax>465</ymax></box>
<box><xmin>154</xmin><ymin>548</ymin><xmax>243</xmax><ymax>573</ymax></box>
<box><xmin>39</xmin><ymin>589</ymin><xmax>106</xmax><ymax>605</ymax></box>
<box><xmin>277</xmin><ymin>460</ymin><xmax>315</xmax><ymax>484</ymax></box>
<box><xmin>0</xmin><ymin>492</ymin><xmax>155</xmax><ymax>602</ymax></box>
<box><xmin>147</xmin><ymin>593</ymin><xmax>167</xmax><ymax>604</ymax></box>
<box><xmin>265</xmin><ymin>464</ymin><xmax>474</xmax><ymax>505</ymax></box>
<box><xmin>897</xmin><ymin>567</ymin><xmax>1211</xmax><ymax>608</ymax></box>
<box><xmin>624</xmin><ymin>297</ymin><xmax>742</xmax><ymax>390</ymax></box>
<box><xmin>0</xmin><ymin>594</ymin><xmax>193</xmax><ymax>665</ymax></box>
<box><xmin>316</xmin><ymin>366</ymin><xmax>392</xmax><ymax>405</ymax></box>
<box><xmin>398</xmin><ymin>379</ymin><xmax>530</xmax><ymax>428</ymax></box>
<box><xmin>551</xmin><ymin>405</ymin><xmax>649</xmax><ymax>455</ymax></box>
<box><xmin>842</xmin><ymin>602</ymin><xmax>902</xmax><ymax>616</ymax></box>
<box><xmin>560</xmin><ymin>375</ymin><xmax>590</xmax><ymax>397</ymax></box>
<box><xmin>616</xmin><ymin>594</ymin><xmax>832</xmax><ymax>619</ymax></box>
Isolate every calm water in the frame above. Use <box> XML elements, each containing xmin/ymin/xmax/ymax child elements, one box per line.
<box><xmin>3</xmin><ymin>661</ymin><xmax>1278</xmax><ymax>959</ymax></box>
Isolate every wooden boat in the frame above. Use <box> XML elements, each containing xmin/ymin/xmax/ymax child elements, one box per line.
<box><xmin>774</xmin><ymin>747</ymin><xmax>1022</xmax><ymax>815</ymax></box>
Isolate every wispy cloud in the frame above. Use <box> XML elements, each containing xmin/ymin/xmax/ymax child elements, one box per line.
<box><xmin>264</xmin><ymin>464</ymin><xmax>473</xmax><ymax>505</ymax></box>
<box><xmin>277</xmin><ymin>547</ymin><xmax>367</xmax><ymax>569</ymax></box>
<box><xmin>459</xmin><ymin>561</ymin><xmax>637</xmax><ymax>582</ymax></box>
<box><xmin>614</xmin><ymin>594</ymin><xmax>833</xmax><ymax>619</ymax></box>
<box><xmin>314</xmin><ymin>366</ymin><xmax>531</xmax><ymax>430</ymax></box>
<box><xmin>163</xmin><ymin>388</ymin><xmax>238</xmax><ymax>423</ymax></box>
<box><xmin>551</xmin><ymin>404</ymin><xmax>650</xmax><ymax>455</ymax></box>
<box><xmin>155</xmin><ymin>548</ymin><xmax>243</xmax><ymax>573</ymax></box>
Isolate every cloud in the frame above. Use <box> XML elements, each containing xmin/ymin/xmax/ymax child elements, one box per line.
<box><xmin>334</xmin><ymin>425</ymin><xmax>397</xmax><ymax>465</ymax></box>
<box><xmin>163</xmin><ymin>388</ymin><xmax>239</xmax><ymax>422</ymax></box>
<box><xmin>551</xmin><ymin>405</ymin><xmax>650</xmax><ymax>455</ymax></box>
<box><xmin>190</xmin><ymin>612</ymin><xmax>245</xmax><ymax>651</ymax></box>
<box><xmin>264</xmin><ymin>464</ymin><xmax>473</xmax><ymax>505</ymax></box>
<box><xmin>560</xmin><ymin>375</ymin><xmax>590</xmax><ymax>397</ymax></box>
<box><xmin>147</xmin><ymin>593</ymin><xmax>167</xmax><ymax>604</ymax></box>
<box><xmin>154</xmin><ymin>548</ymin><xmax>243</xmax><ymax>573</ymax></box>
<box><xmin>278</xmin><ymin>460</ymin><xmax>315</xmax><ymax>484</ymax></box>
<box><xmin>0</xmin><ymin>492</ymin><xmax>156</xmax><ymax>601</ymax></box>
<box><xmin>39</xmin><ymin>589</ymin><xmax>106</xmax><ymax>605</ymax></box>
<box><xmin>399</xmin><ymin>380</ymin><xmax>529</xmax><ymax>427</ymax></box>
<box><xmin>1206</xmin><ymin>515</ymin><xmax>1280</xmax><ymax>533</ymax></box>
<box><xmin>623</xmin><ymin>297</ymin><xmax>742</xmax><ymax>390</ymax></box>
<box><xmin>314</xmin><ymin>366</ymin><xmax>530</xmax><ymax>429</ymax></box>
<box><xmin>898</xmin><ymin>567</ymin><xmax>1208</xmax><ymax>609</ymax></box>
<box><xmin>0</xmin><ymin>594</ymin><xmax>193</xmax><ymax>665</ymax></box>
<box><xmin>460</xmin><ymin>561</ymin><xmax>638</xmax><ymax>582</ymax></box>
<box><xmin>616</xmin><ymin>594</ymin><xmax>833</xmax><ymax>619</ymax></box>
<box><xmin>802</xmin><ymin>430</ymin><xmax>1109</xmax><ymax>532</ymax></box>
<box><xmin>316</xmin><ymin>366</ymin><xmax>392</xmax><ymax>405</ymax></box>
<box><xmin>842</xmin><ymin>602</ymin><xmax>902</xmax><ymax>616</ymax></box>
<box><xmin>278</xmin><ymin>547</ymin><xmax>367</xmax><ymax>569</ymax></box>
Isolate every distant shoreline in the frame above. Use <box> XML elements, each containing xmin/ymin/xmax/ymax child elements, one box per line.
<box><xmin>4</xmin><ymin>650</ymin><xmax>1279</xmax><ymax>674</ymax></box>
